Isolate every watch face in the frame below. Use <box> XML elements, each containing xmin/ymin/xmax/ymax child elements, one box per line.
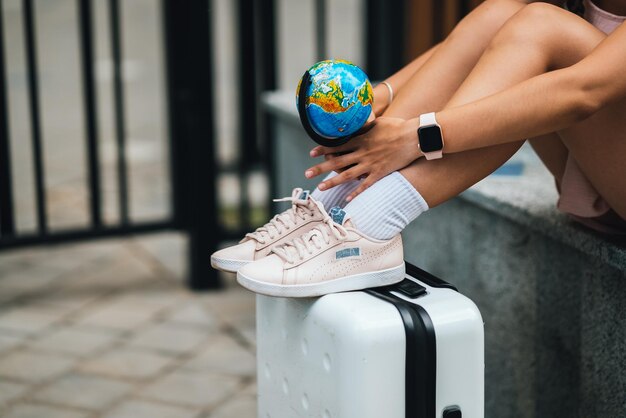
<box><xmin>418</xmin><ymin>125</ymin><xmax>443</xmax><ymax>153</ymax></box>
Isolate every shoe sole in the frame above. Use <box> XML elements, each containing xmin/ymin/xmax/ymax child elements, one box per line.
<box><xmin>210</xmin><ymin>256</ymin><xmax>250</xmax><ymax>273</ymax></box>
<box><xmin>236</xmin><ymin>263</ymin><xmax>406</xmax><ymax>298</ymax></box>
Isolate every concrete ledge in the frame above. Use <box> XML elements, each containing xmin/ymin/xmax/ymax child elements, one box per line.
<box><xmin>263</xmin><ymin>90</ymin><xmax>626</xmax><ymax>418</ymax></box>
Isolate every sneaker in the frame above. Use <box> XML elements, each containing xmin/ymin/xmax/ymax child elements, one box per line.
<box><xmin>236</xmin><ymin>207</ymin><xmax>405</xmax><ymax>297</ymax></box>
<box><xmin>210</xmin><ymin>188</ymin><xmax>327</xmax><ymax>272</ymax></box>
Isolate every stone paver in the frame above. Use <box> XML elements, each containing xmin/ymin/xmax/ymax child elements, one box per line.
<box><xmin>129</xmin><ymin>323</ymin><xmax>209</xmax><ymax>355</ymax></box>
<box><xmin>201</xmin><ymin>286</ymin><xmax>255</xmax><ymax>332</ymax></box>
<box><xmin>0</xmin><ymin>381</ymin><xmax>30</xmax><ymax>409</ymax></box>
<box><xmin>140</xmin><ymin>370</ymin><xmax>240</xmax><ymax>408</ymax></box>
<box><xmin>209</xmin><ymin>394</ymin><xmax>257</xmax><ymax>418</ymax></box>
<box><xmin>3</xmin><ymin>403</ymin><xmax>90</xmax><ymax>418</ymax></box>
<box><xmin>134</xmin><ymin>233</ymin><xmax>188</xmax><ymax>279</ymax></box>
<box><xmin>0</xmin><ymin>263</ymin><xmax>66</xmax><ymax>293</ymax></box>
<box><xmin>79</xmin><ymin>347</ymin><xmax>173</xmax><ymax>380</ymax></box>
<box><xmin>29</xmin><ymin>291</ymin><xmax>104</xmax><ymax>317</ymax></box>
<box><xmin>74</xmin><ymin>302</ymin><xmax>157</xmax><ymax>332</ymax></box>
<box><xmin>165</xmin><ymin>304</ymin><xmax>218</xmax><ymax>329</ymax></box>
<box><xmin>0</xmin><ymin>333</ymin><xmax>24</xmax><ymax>353</ymax></box>
<box><xmin>102</xmin><ymin>399</ymin><xmax>199</xmax><ymax>418</ymax></box>
<box><xmin>31</xmin><ymin>326</ymin><xmax>116</xmax><ymax>356</ymax></box>
<box><xmin>183</xmin><ymin>335</ymin><xmax>256</xmax><ymax>378</ymax></box>
<box><xmin>112</xmin><ymin>284</ymin><xmax>184</xmax><ymax>311</ymax></box>
<box><xmin>0</xmin><ymin>350</ymin><xmax>75</xmax><ymax>383</ymax></box>
<box><xmin>33</xmin><ymin>373</ymin><xmax>133</xmax><ymax>411</ymax></box>
<box><xmin>0</xmin><ymin>308</ymin><xmax>63</xmax><ymax>335</ymax></box>
<box><xmin>0</xmin><ymin>233</ymin><xmax>257</xmax><ymax>417</ymax></box>
<box><xmin>60</xmin><ymin>251</ymin><xmax>155</xmax><ymax>292</ymax></box>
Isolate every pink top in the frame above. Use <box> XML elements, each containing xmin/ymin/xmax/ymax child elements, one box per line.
<box><xmin>584</xmin><ymin>0</ymin><xmax>626</xmax><ymax>33</ymax></box>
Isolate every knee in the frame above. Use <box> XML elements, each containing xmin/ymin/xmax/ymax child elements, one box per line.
<box><xmin>490</xmin><ymin>3</ymin><xmax>566</xmax><ymax>49</ymax></box>
<box><xmin>447</xmin><ymin>0</ymin><xmax>527</xmax><ymax>43</ymax></box>
<box><xmin>486</xmin><ymin>2</ymin><xmax>599</xmax><ymax>67</ymax></box>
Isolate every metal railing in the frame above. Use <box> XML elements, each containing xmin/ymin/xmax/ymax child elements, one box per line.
<box><xmin>0</xmin><ymin>0</ymin><xmax>474</xmax><ymax>290</ymax></box>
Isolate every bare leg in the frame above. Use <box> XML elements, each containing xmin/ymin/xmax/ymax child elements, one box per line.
<box><xmin>385</xmin><ymin>0</ymin><xmax>527</xmax><ymax>118</ymax></box>
<box><xmin>529</xmin><ymin>134</ymin><xmax>568</xmax><ymax>183</ymax></box>
<box><xmin>393</xmin><ymin>0</ymin><xmax>551</xmax><ymax>207</ymax></box>
<box><xmin>400</xmin><ymin>3</ymin><xmax>626</xmax><ymax>217</ymax></box>
<box><xmin>336</xmin><ymin>0</ymin><xmax>531</xmax><ymax>207</ymax></box>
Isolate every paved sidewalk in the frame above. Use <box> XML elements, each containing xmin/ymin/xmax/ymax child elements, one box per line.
<box><xmin>0</xmin><ymin>233</ymin><xmax>256</xmax><ymax>418</ymax></box>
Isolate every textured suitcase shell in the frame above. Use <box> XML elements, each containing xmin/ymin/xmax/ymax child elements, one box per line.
<box><xmin>256</xmin><ymin>262</ymin><xmax>484</xmax><ymax>418</ymax></box>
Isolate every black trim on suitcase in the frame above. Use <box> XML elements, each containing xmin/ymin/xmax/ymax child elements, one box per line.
<box><xmin>366</xmin><ymin>290</ymin><xmax>437</xmax><ymax>418</ymax></box>
<box><xmin>366</xmin><ymin>262</ymin><xmax>456</xmax><ymax>418</ymax></box>
<box><xmin>405</xmin><ymin>262</ymin><xmax>458</xmax><ymax>292</ymax></box>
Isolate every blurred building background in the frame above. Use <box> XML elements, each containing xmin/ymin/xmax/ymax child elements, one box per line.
<box><xmin>0</xmin><ymin>0</ymin><xmax>477</xmax><ymax>291</ymax></box>
<box><xmin>0</xmin><ymin>1</ymin><xmax>477</xmax><ymax>417</ymax></box>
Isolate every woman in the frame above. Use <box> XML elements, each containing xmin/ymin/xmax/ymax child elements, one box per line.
<box><xmin>212</xmin><ymin>0</ymin><xmax>626</xmax><ymax>297</ymax></box>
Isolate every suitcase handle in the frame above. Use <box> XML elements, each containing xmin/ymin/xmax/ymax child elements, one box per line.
<box><xmin>405</xmin><ymin>262</ymin><xmax>458</xmax><ymax>292</ymax></box>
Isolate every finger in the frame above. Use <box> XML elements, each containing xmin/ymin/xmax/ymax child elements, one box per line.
<box><xmin>305</xmin><ymin>152</ymin><xmax>359</xmax><ymax>179</ymax></box>
<box><xmin>309</xmin><ymin>146</ymin><xmax>324</xmax><ymax>157</ymax></box>
<box><xmin>346</xmin><ymin>175</ymin><xmax>379</xmax><ymax>202</ymax></box>
<box><xmin>310</xmin><ymin>142</ymin><xmax>359</xmax><ymax>157</ymax></box>
<box><xmin>324</xmin><ymin>154</ymin><xmax>349</xmax><ymax>173</ymax></box>
<box><xmin>317</xmin><ymin>166</ymin><xmax>367</xmax><ymax>191</ymax></box>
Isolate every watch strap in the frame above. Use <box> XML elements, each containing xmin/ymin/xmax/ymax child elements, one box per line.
<box><xmin>423</xmin><ymin>150</ymin><xmax>443</xmax><ymax>160</ymax></box>
<box><xmin>419</xmin><ymin>112</ymin><xmax>437</xmax><ymax>126</ymax></box>
<box><xmin>418</xmin><ymin>112</ymin><xmax>444</xmax><ymax>160</ymax></box>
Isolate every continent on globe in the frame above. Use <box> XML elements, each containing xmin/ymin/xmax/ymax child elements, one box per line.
<box><xmin>296</xmin><ymin>60</ymin><xmax>373</xmax><ymax>142</ymax></box>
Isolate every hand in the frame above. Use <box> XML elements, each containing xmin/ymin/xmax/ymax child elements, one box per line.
<box><xmin>305</xmin><ymin>117</ymin><xmax>422</xmax><ymax>201</ymax></box>
<box><xmin>321</xmin><ymin>110</ymin><xmax>376</xmax><ymax>174</ymax></box>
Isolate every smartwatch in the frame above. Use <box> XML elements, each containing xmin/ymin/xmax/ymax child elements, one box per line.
<box><xmin>417</xmin><ymin>112</ymin><xmax>444</xmax><ymax>160</ymax></box>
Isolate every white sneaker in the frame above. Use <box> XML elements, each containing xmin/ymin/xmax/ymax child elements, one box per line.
<box><xmin>210</xmin><ymin>188</ymin><xmax>327</xmax><ymax>272</ymax></box>
<box><xmin>236</xmin><ymin>207</ymin><xmax>405</xmax><ymax>297</ymax></box>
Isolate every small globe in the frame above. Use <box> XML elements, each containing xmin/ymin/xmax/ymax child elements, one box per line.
<box><xmin>296</xmin><ymin>60</ymin><xmax>373</xmax><ymax>141</ymax></box>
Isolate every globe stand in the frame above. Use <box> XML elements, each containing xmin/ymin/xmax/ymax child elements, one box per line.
<box><xmin>297</xmin><ymin>70</ymin><xmax>355</xmax><ymax>148</ymax></box>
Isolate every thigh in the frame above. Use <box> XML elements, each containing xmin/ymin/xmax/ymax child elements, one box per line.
<box><xmin>559</xmin><ymin>96</ymin><xmax>626</xmax><ymax>218</ymax></box>
<box><xmin>529</xmin><ymin>133</ymin><xmax>568</xmax><ymax>183</ymax></box>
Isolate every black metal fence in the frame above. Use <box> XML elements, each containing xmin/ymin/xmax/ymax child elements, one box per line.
<box><xmin>0</xmin><ymin>0</ymin><xmax>473</xmax><ymax>290</ymax></box>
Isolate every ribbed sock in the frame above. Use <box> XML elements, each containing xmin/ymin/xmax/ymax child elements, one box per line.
<box><xmin>311</xmin><ymin>171</ymin><xmax>361</xmax><ymax>210</ymax></box>
<box><xmin>342</xmin><ymin>171</ymin><xmax>429</xmax><ymax>240</ymax></box>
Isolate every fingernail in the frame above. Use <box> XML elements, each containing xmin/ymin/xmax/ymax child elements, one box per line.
<box><xmin>310</xmin><ymin>150</ymin><xmax>318</xmax><ymax>157</ymax></box>
<box><xmin>318</xmin><ymin>183</ymin><xmax>326</xmax><ymax>191</ymax></box>
<box><xmin>346</xmin><ymin>195</ymin><xmax>352</xmax><ymax>202</ymax></box>
<box><xmin>306</xmin><ymin>170</ymin><xmax>314</xmax><ymax>178</ymax></box>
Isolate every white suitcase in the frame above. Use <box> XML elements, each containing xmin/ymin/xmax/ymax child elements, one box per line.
<box><xmin>256</xmin><ymin>262</ymin><xmax>484</xmax><ymax>418</ymax></box>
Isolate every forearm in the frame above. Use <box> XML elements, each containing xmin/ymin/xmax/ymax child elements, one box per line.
<box><xmin>405</xmin><ymin>68</ymin><xmax>595</xmax><ymax>153</ymax></box>
<box><xmin>413</xmin><ymin>21</ymin><xmax>626</xmax><ymax>154</ymax></box>
<box><xmin>371</xmin><ymin>44</ymin><xmax>439</xmax><ymax>116</ymax></box>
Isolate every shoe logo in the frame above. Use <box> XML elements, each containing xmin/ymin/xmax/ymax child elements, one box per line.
<box><xmin>329</xmin><ymin>206</ymin><xmax>346</xmax><ymax>225</ymax></box>
<box><xmin>335</xmin><ymin>247</ymin><xmax>360</xmax><ymax>260</ymax></box>
<box><xmin>299</xmin><ymin>190</ymin><xmax>310</xmax><ymax>200</ymax></box>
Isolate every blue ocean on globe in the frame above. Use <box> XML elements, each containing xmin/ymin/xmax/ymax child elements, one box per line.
<box><xmin>297</xmin><ymin>60</ymin><xmax>373</xmax><ymax>140</ymax></box>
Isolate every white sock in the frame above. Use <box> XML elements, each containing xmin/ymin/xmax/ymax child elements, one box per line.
<box><xmin>311</xmin><ymin>171</ymin><xmax>361</xmax><ymax>209</ymax></box>
<box><xmin>342</xmin><ymin>171</ymin><xmax>429</xmax><ymax>240</ymax></box>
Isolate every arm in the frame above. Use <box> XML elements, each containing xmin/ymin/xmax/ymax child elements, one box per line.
<box><xmin>404</xmin><ymin>22</ymin><xmax>626</xmax><ymax>154</ymax></box>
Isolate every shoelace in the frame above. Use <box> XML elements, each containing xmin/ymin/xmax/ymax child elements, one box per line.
<box><xmin>272</xmin><ymin>216</ymin><xmax>349</xmax><ymax>264</ymax></box>
<box><xmin>244</xmin><ymin>188</ymin><xmax>315</xmax><ymax>245</ymax></box>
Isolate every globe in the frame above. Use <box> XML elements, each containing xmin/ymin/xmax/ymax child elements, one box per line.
<box><xmin>296</xmin><ymin>60</ymin><xmax>373</xmax><ymax>142</ymax></box>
